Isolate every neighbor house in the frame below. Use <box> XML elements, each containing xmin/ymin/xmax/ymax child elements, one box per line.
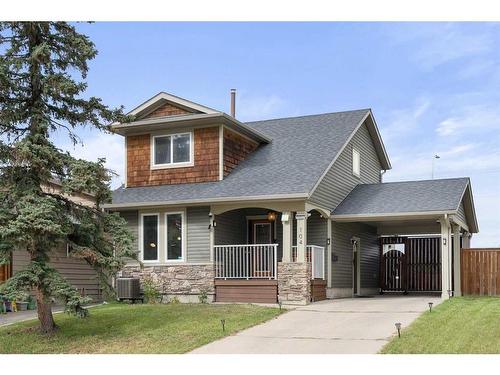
<box><xmin>104</xmin><ymin>91</ymin><xmax>478</xmax><ymax>305</ymax></box>
<box><xmin>0</xmin><ymin>180</ymin><xmax>103</xmax><ymax>301</ymax></box>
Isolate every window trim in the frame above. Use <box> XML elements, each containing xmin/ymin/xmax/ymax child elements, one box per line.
<box><xmin>164</xmin><ymin>210</ymin><xmax>187</xmax><ymax>263</ymax></box>
<box><xmin>139</xmin><ymin>212</ymin><xmax>160</xmax><ymax>263</ymax></box>
<box><xmin>151</xmin><ymin>131</ymin><xmax>194</xmax><ymax>170</ymax></box>
<box><xmin>352</xmin><ymin>147</ymin><xmax>361</xmax><ymax>178</ymax></box>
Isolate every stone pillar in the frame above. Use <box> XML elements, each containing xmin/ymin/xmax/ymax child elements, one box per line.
<box><xmin>295</xmin><ymin>211</ymin><xmax>308</xmax><ymax>262</ymax></box>
<box><xmin>278</xmin><ymin>262</ymin><xmax>311</xmax><ymax>305</ymax></box>
<box><xmin>281</xmin><ymin>211</ymin><xmax>293</xmax><ymax>262</ymax></box>
<box><xmin>440</xmin><ymin>217</ymin><xmax>452</xmax><ymax>299</ymax></box>
<box><xmin>453</xmin><ymin>223</ymin><xmax>462</xmax><ymax>297</ymax></box>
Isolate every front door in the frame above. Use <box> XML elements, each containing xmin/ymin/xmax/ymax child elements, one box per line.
<box><xmin>249</xmin><ymin>220</ymin><xmax>273</xmax><ymax>277</ymax></box>
<box><xmin>253</xmin><ymin>222</ymin><xmax>272</xmax><ymax>244</ymax></box>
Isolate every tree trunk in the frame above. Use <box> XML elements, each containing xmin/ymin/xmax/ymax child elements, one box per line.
<box><xmin>35</xmin><ymin>287</ymin><xmax>57</xmax><ymax>334</ymax></box>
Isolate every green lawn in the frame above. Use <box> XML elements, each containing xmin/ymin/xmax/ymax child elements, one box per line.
<box><xmin>381</xmin><ymin>297</ymin><xmax>500</xmax><ymax>354</ymax></box>
<box><xmin>0</xmin><ymin>303</ymin><xmax>282</xmax><ymax>354</ymax></box>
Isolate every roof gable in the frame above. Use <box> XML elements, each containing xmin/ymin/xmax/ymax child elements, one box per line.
<box><xmin>108</xmin><ymin>109</ymin><xmax>377</xmax><ymax>207</ymax></box>
<box><xmin>126</xmin><ymin>92</ymin><xmax>219</xmax><ymax>121</ymax></box>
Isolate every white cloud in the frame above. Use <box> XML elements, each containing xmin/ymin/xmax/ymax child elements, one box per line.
<box><xmin>380</xmin><ymin>97</ymin><xmax>430</xmax><ymax>143</ymax></box>
<box><xmin>58</xmin><ymin>132</ymin><xmax>125</xmax><ymax>189</ymax></box>
<box><xmin>436</xmin><ymin>105</ymin><xmax>500</xmax><ymax>137</ymax></box>
<box><xmin>388</xmin><ymin>23</ymin><xmax>494</xmax><ymax>71</ymax></box>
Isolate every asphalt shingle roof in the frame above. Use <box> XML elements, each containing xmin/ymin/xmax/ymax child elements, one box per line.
<box><xmin>112</xmin><ymin>109</ymin><xmax>370</xmax><ymax>205</ymax></box>
<box><xmin>333</xmin><ymin>178</ymin><xmax>469</xmax><ymax>216</ymax></box>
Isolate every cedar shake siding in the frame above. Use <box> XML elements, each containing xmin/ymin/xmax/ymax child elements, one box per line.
<box><xmin>143</xmin><ymin>102</ymin><xmax>194</xmax><ymax>119</ymax></box>
<box><xmin>223</xmin><ymin>128</ymin><xmax>259</xmax><ymax>176</ymax></box>
<box><xmin>127</xmin><ymin>127</ymin><xmax>219</xmax><ymax>187</ymax></box>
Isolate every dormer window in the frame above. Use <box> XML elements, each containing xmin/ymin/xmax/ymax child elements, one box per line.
<box><xmin>151</xmin><ymin>132</ymin><xmax>193</xmax><ymax>169</ymax></box>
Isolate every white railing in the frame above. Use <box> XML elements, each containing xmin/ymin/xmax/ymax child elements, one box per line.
<box><xmin>214</xmin><ymin>244</ymin><xmax>278</xmax><ymax>280</ymax></box>
<box><xmin>292</xmin><ymin>245</ymin><xmax>326</xmax><ymax>280</ymax></box>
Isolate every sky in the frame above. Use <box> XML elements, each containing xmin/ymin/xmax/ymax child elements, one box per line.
<box><xmin>53</xmin><ymin>22</ymin><xmax>500</xmax><ymax>247</ymax></box>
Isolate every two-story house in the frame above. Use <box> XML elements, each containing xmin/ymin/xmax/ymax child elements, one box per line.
<box><xmin>104</xmin><ymin>91</ymin><xmax>478</xmax><ymax>305</ymax></box>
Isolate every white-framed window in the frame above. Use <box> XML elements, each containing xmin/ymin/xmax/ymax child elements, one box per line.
<box><xmin>165</xmin><ymin>211</ymin><xmax>186</xmax><ymax>262</ymax></box>
<box><xmin>352</xmin><ymin>148</ymin><xmax>360</xmax><ymax>177</ymax></box>
<box><xmin>151</xmin><ymin>132</ymin><xmax>193</xmax><ymax>169</ymax></box>
<box><xmin>140</xmin><ymin>213</ymin><xmax>160</xmax><ymax>262</ymax></box>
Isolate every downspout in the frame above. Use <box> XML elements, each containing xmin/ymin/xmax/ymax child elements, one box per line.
<box><xmin>380</xmin><ymin>169</ymin><xmax>387</xmax><ymax>183</ymax></box>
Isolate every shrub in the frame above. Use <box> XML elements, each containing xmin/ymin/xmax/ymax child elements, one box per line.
<box><xmin>142</xmin><ymin>276</ymin><xmax>161</xmax><ymax>304</ymax></box>
<box><xmin>198</xmin><ymin>289</ymin><xmax>208</xmax><ymax>304</ymax></box>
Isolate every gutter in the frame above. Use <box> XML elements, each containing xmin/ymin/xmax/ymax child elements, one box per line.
<box><xmin>102</xmin><ymin>193</ymin><xmax>309</xmax><ymax>210</ymax></box>
<box><xmin>331</xmin><ymin>210</ymin><xmax>457</xmax><ymax>222</ymax></box>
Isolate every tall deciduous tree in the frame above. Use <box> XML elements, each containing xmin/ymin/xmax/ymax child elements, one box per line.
<box><xmin>0</xmin><ymin>22</ymin><xmax>135</xmax><ymax>334</ymax></box>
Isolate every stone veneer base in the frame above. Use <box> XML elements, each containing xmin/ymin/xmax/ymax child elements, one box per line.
<box><xmin>121</xmin><ymin>263</ymin><xmax>215</xmax><ymax>303</ymax></box>
<box><xmin>277</xmin><ymin>262</ymin><xmax>311</xmax><ymax>305</ymax></box>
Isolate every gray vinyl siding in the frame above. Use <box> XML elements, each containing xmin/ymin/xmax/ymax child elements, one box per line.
<box><xmin>12</xmin><ymin>246</ymin><xmax>101</xmax><ymax>301</ymax></box>
<box><xmin>214</xmin><ymin>210</ymin><xmax>248</xmax><ymax>245</ymax></box>
<box><xmin>118</xmin><ymin>210</ymin><xmax>139</xmax><ymax>256</ymax></box>
<box><xmin>186</xmin><ymin>206</ymin><xmax>211</xmax><ymax>263</ymax></box>
<box><xmin>457</xmin><ymin>201</ymin><xmax>467</xmax><ymax>226</ymax></box>
<box><xmin>309</xmin><ymin>122</ymin><xmax>382</xmax><ymax>210</ymax></box>
<box><xmin>331</xmin><ymin>222</ymin><xmax>379</xmax><ymax>289</ymax></box>
<box><xmin>307</xmin><ymin>211</ymin><xmax>328</xmax><ymax>247</ymax></box>
<box><xmin>307</xmin><ymin>210</ymin><xmax>328</xmax><ymax>277</ymax></box>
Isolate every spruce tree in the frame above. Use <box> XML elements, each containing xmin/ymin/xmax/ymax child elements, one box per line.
<box><xmin>0</xmin><ymin>22</ymin><xmax>135</xmax><ymax>334</ymax></box>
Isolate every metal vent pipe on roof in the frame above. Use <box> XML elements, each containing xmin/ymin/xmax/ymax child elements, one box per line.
<box><xmin>230</xmin><ymin>88</ymin><xmax>236</xmax><ymax>118</ymax></box>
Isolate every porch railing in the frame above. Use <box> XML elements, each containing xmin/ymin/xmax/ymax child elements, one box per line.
<box><xmin>292</xmin><ymin>245</ymin><xmax>326</xmax><ymax>280</ymax></box>
<box><xmin>214</xmin><ymin>244</ymin><xmax>278</xmax><ymax>280</ymax></box>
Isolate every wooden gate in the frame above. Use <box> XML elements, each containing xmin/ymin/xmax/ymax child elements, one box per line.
<box><xmin>380</xmin><ymin>237</ymin><xmax>442</xmax><ymax>292</ymax></box>
<box><xmin>461</xmin><ymin>248</ymin><xmax>500</xmax><ymax>296</ymax></box>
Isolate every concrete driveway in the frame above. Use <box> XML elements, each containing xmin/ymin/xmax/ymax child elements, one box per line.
<box><xmin>191</xmin><ymin>295</ymin><xmax>441</xmax><ymax>354</ymax></box>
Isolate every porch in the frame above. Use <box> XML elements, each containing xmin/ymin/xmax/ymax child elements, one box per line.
<box><xmin>210</xmin><ymin>206</ymin><xmax>328</xmax><ymax>304</ymax></box>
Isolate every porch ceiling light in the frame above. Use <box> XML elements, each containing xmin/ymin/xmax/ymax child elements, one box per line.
<box><xmin>267</xmin><ymin>211</ymin><xmax>277</xmax><ymax>222</ymax></box>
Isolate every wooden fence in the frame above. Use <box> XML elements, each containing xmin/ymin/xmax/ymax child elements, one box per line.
<box><xmin>461</xmin><ymin>248</ymin><xmax>500</xmax><ymax>296</ymax></box>
<box><xmin>0</xmin><ymin>263</ymin><xmax>12</xmax><ymax>283</ymax></box>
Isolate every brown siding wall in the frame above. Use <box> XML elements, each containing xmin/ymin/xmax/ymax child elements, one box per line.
<box><xmin>12</xmin><ymin>247</ymin><xmax>102</xmax><ymax>301</ymax></box>
<box><xmin>143</xmin><ymin>102</ymin><xmax>192</xmax><ymax>119</ymax></box>
<box><xmin>223</xmin><ymin>129</ymin><xmax>258</xmax><ymax>176</ymax></box>
<box><xmin>127</xmin><ymin>127</ymin><xmax>220</xmax><ymax>187</ymax></box>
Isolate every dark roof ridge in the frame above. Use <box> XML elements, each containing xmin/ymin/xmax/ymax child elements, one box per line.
<box><xmin>244</xmin><ymin>108</ymin><xmax>371</xmax><ymax>125</ymax></box>
<box><xmin>360</xmin><ymin>177</ymin><xmax>470</xmax><ymax>186</ymax></box>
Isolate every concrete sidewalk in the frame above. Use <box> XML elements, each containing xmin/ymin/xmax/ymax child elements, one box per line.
<box><xmin>191</xmin><ymin>295</ymin><xmax>441</xmax><ymax>354</ymax></box>
<box><xmin>0</xmin><ymin>306</ymin><xmax>64</xmax><ymax>327</ymax></box>
<box><xmin>0</xmin><ymin>304</ymin><xmax>102</xmax><ymax>327</ymax></box>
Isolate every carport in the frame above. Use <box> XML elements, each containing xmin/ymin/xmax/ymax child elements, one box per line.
<box><xmin>332</xmin><ymin>178</ymin><xmax>478</xmax><ymax>299</ymax></box>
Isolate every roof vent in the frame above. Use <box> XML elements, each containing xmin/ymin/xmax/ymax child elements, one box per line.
<box><xmin>230</xmin><ymin>88</ymin><xmax>236</xmax><ymax>118</ymax></box>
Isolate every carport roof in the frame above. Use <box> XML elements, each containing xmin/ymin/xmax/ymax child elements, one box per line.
<box><xmin>332</xmin><ymin>178</ymin><xmax>478</xmax><ymax>232</ymax></box>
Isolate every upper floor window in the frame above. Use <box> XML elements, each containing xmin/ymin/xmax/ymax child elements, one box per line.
<box><xmin>352</xmin><ymin>148</ymin><xmax>360</xmax><ymax>177</ymax></box>
<box><xmin>152</xmin><ymin>132</ymin><xmax>193</xmax><ymax>168</ymax></box>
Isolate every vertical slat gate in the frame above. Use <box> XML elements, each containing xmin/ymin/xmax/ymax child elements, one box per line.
<box><xmin>381</xmin><ymin>237</ymin><xmax>442</xmax><ymax>292</ymax></box>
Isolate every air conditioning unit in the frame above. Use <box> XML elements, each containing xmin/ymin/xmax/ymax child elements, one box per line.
<box><xmin>116</xmin><ymin>278</ymin><xmax>142</xmax><ymax>302</ymax></box>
